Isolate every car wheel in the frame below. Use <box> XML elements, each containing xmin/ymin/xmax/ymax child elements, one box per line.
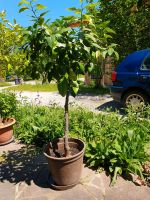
<box><xmin>122</xmin><ymin>90</ymin><xmax>148</xmax><ymax>108</ymax></box>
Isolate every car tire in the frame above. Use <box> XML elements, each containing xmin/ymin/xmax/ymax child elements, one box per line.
<box><xmin>122</xmin><ymin>90</ymin><xmax>149</xmax><ymax>108</ymax></box>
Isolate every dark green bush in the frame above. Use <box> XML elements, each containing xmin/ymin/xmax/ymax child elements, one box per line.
<box><xmin>0</xmin><ymin>92</ymin><xmax>17</xmax><ymax>118</ymax></box>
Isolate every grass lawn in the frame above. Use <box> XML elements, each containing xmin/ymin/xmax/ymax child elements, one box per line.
<box><xmin>0</xmin><ymin>82</ymin><xmax>12</xmax><ymax>87</ymax></box>
<box><xmin>6</xmin><ymin>82</ymin><xmax>109</xmax><ymax>95</ymax></box>
<box><xmin>6</xmin><ymin>83</ymin><xmax>58</xmax><ymax>92</ymax></box>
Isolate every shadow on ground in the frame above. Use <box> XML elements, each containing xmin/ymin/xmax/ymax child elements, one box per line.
<box><xmin>0</xmin><ymin>146</ymin><xmax>49</xmax><ymax>188</ymax></box>
<box><xmin>96</xmin><ymin>100</ymin><xmax>125</xmax><ymax>114</ymax></box>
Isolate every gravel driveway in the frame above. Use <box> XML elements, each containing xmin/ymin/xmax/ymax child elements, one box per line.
<box><xmin>15</xmin><ymin>91</ymin><xmax>121</xmax><ymax>112</ymax></box>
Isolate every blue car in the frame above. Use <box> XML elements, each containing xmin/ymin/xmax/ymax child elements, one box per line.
<box><xmin>110</xmin><ymin>49</ymin><xmax>150</xmax><ymax>107</ymax></box>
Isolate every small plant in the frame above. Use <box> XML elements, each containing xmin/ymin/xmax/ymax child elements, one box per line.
<box><xmin>0</xmin><ymin>92</ymin><xmax>17</xmax><ymax>119</ymax></box>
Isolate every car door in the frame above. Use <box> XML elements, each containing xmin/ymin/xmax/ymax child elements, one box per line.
<box><xmin>138</xmin><ymin>52</ymin><xmax>150</xmax><ymax>95</ymax></box>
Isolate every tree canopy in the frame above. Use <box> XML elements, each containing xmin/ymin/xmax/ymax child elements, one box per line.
<box><xmin>92</xmin><ymin>0</ymin><xmax>150</xmax><ymax>61</ymax></box>
<box><xmin>0</xmin><ymin>11</ymin><xmax>28</xmax><ymax>80</ymax></box>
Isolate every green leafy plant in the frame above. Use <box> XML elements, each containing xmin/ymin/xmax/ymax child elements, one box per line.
<box><xmin>0</xmin><ymin>92</ymin><xmax>17</xmax><ymax>118</ymax></box>
<box><xmin>85</xmin><ymin>107</ymin><xmax>150</xmax><ymax>185</ymax></box>
<box><xmin>14</xmin><ymin>105</ymin><xmax>64</xmax><ymax>146</ymax></box>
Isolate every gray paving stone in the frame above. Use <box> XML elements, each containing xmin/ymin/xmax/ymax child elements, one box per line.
<box><xmin>0</xmin><ymin>182</ymin><xmax>15</xmax><ymax>200</ymax></box>
<box><xmin>84</xmin><ymin>185</ymin><xmax>104</xmax><ymax>200</ymax></box>
<box><xmin>53</xmin><ymin>184</ymin><xmax>94</xmax><ymax>200</ymax></box>
<box><xmin>92</xmin><ymin>176</ymin><xmax>103</xmax><ymax>186</ymax></box>
<box><xmin>104</xmin><ymin>175</ymin><xmax>150</xmax><ymax>200</ymax></box>
<box><xmin>21</xmin><ymin>197</ymin><xmax>48</xmax><ymax>200</ymax></box>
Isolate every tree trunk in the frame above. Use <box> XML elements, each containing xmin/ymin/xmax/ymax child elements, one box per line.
<box><xmin>42</xmin><ymin>72</ymin><xmax>47</xmax><ymax>84</ymax></box>
<box><xmin>64</xmin><ymin>90</ymin><xmax>70</xmax><ymax>157</ymax></box>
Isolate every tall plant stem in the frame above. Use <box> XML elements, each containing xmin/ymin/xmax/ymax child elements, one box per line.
<box><xmin>64</xmin><ymin>90</ymin><xmax>70</xmax><ymax>157</ymax></box>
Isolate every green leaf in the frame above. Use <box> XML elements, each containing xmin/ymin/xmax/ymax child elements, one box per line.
<box><xmin>38</xmin><ymin>17</ymin><xmax>44</xmax><ymax>25</ymax></box>
<box><xmin>78</xmin><ymin>62</ymin><xmax>85</xmax><ymax>73</ymax></box>
<box><xmin>105</xmin><ymin>27</ymin><xmax>116</xmax><ymax>34</ymax></box>
<box><xmin>85</xmin><ymin>34</ymin><xmax>97</xmax><ymax>43</ymax></box>
<box><xmin>128</xmin><ymin>130</ymin><xmax>134</xmax><ymax>140</ymax></box>
<box><xmin>19</xmin><ymin>7</ymin><xmax>29</xmax><ymax>13</ymax></box>
<box><xmin>40</xmin><ymin>11</ymin><xmax>48</xmax><ymax>17</ymax></box>
<box><xmin>36</xmin><ymin>4</ymin><xmax>46</xmax><ymax>10</ymax></box>
<box><xmin>114</xmin><ymin>140</ymin><xmax>122</xmax><ymax>152</ymax></box>
<box><xmin>7</xmin><ymin>64</ymin><xmax>12</xmax><ymax>71</ymax></box>
<box><xmin>57</xmin><ymin>78</ymin><xmax>68</xmax><ymax>97</ymax></box>
<box><xmin>88</xmin><ymin>63</ymin><xmax>94</xmax><ymax>73</ymax></box>
<box><xmin>72</xmin><ymin>86</ymin><xmax>79</xmax><ymax>95</ymax></box>
<box><xmin>57</xmin><ymin>43</ymin><xmax>66</xmax><ymax>47</ymax></box>
<box><xmin>102</xmin><ymin>50</ymin><xmax>107</xmax><ymax>58</ymax></box>
<box><xmin>69</xmin><ymin>69</ymin><xmax>77</xmax><ymax>81</ymax></box>
<box><xmin>104</xmin><ymin>33</ymin><xmax>112</xmax><ymax>39</ymax></box>
<box><xmin>92</xmin><ymin>43</ymin><xmax>101</xmax><ymax>49</ymax></box>
<box><xmin>96</xmin><ymin>51</ymin><xmax>101</xmax><ymax>59</ymax></box>
<box><xmin>111</xmin><ymin>167</ymin><xmax>122</xmax><ymax>186</ymax></box>
<box><xmin>71</xmin><ymin>81</ymin><xmax>78</xmax><ymax>88</ymax></box>
<box><xmin>67</xmin><ymin>7</ymin><xmax>81</xmax><ymax>12</ymax></box>
<box><xmin>114</xmin><ymin>51</ymin><xmax>119</xmax><ymax>60</ymax></box>
<box><xmin>18</xmin><ymin>0</ymin><xmax>30</xmax><ymax>6</ymax></box>
<box><xmin>83</xmin><ymin>45</ymin><xmax>90</xmax><ymax>53</ymax></box>
<box><xmin>110</xmin><ymin>158</ymin><xmax>117</xmax><ymax>163</ymax></box>
<box><xmin>108</xmin><ymin>48</ymin><xmax>114</xmax><ymax>56</ymax></box>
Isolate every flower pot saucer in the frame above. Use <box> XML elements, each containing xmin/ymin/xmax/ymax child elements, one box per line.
<box><xmin>0</xmin><ymin>136</ymin><xmax>14</xmax><ymax>146</ymax></box>
<box><xmin>47</xmin><ymin>174</ymin><xmax>77</xmax><ymax>190</ymax></box>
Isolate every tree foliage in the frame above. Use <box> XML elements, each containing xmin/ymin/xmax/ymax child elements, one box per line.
<box><xmin>0</xmin><ymin>11</ymin><xmax>28</xmax><ymax>79</ymax></box>
<box><xmin>92</xmin><ymin>0</ymin><xmax>150</xmax><ymax>61</ymax></box>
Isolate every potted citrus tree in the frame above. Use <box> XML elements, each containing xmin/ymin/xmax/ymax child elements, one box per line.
<box><xmin>23</xmin><ymin>18</ymin><xmax>88</xmax><ymax>189</ymax></box>
<box><xmin>0</xmin><ymin>92</ymin><xmax>17</xmax><ymax>145</ymax></box>
<box><xmin>19</xmin><ymin>0</ymin><xmax>117</xmax><ymax>189</ymax></box>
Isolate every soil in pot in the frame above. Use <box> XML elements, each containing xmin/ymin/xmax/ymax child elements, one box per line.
<box><xmin>44</xmin><ymin>138</ymin><xmax>85</xmax><ymax>188</ymax></box>
<box><xmin>0</xmin><ymin>118</ymin><xmax>13</xmax><ymax>127</ymax></box>
<box><xmin>50</xmin><ymin>146</ymin><xmax>80</xmax><ymax>158</ymax></box>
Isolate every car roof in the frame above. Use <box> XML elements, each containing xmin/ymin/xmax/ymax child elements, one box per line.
<box><xmin>117</xmin><ymin>49</ymin><xmax>150</xmax><ymax>71</ymax></box>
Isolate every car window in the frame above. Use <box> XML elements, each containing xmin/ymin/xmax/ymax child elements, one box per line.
<box><xmin>141</xmin><ymin>53</ymin><xmax>150</xmax><ymax>70</ymax></box>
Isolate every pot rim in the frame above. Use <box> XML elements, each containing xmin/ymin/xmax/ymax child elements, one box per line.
<box><xmin>0</xmin><ymin>118</ymin><xmax>16</xmax><ymax>129</ymax></box>
<box><xmin>44</xmin><ymin>138</ymin><xmax>85</xmax><ymax>161</ymax></box>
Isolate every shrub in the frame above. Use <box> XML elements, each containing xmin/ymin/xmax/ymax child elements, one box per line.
<box><xmin>0</xmin><ymin>92</ymin><xmax>17</xmax><ymax>118</ymax></box>
<box><xmin>14</xmin><ymin>105</ymin><xmax>64</xmax><ymax>146</ymax></box>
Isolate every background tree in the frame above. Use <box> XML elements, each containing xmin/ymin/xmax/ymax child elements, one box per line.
<box><xmin>67</xmin><ymin>1</ymin><xmax>119</xmax><ymax>87</ymax></box>
<box><xmin>89</xmin><ymin>0</ymin><xmax>150</xmax><ymax>61</ymax></box>
<box><xmin>0</xmin><ymin>11</ymin><xmax>28</xmax><ymax>80</ymax></box>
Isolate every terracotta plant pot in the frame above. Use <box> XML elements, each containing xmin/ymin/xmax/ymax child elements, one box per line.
<box><xmin>44</xmin><ymin>138</ymin><xmax>85</xmax><ymax>189</ymax></box>
<box><xmin>0</xmin><ymin>118</ymin><xmax>16</xmax><ymax>145</ymax></box>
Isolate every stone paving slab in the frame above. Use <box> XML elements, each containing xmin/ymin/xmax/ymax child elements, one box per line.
<box><xmin>1</xmin><ymin>142</ymin><xmax>150</xmax><ymax>200</ymax></box>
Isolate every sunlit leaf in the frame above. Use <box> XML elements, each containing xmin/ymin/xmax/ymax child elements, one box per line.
<box><xmin>36</xmin><ymin>4</ymin><xmax>46</xmax><ymax>10</ymax></box>
<box><xmin>19</xmin><ymin>7</ymin><xmax>29</xmax><ymax>13</ymax></box>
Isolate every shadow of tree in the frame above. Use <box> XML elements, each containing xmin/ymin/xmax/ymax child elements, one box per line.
<box><xmin>0</xmin><ymin>146</ymin><xmax>49</xmax><ymax>188</ymax></box>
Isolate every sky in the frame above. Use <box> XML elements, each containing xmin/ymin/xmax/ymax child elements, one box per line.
<box><xmin>0</xmin><ymin>0</ymin><xmax>84</xmax><ymax>27</ymax></box>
